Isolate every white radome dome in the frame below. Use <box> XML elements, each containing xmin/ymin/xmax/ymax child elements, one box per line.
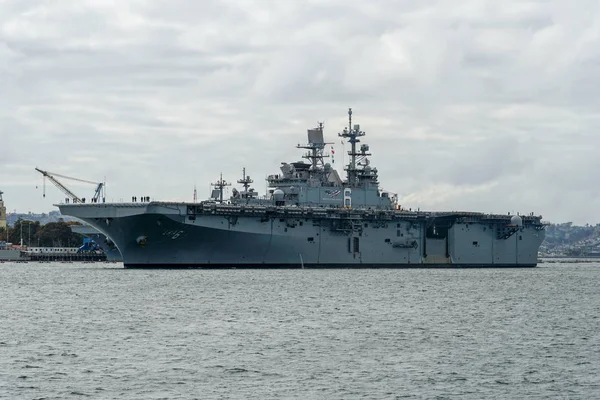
<box><xmin>510</xmin><ymin>215</ymin><xmax>523</xmax><ymax>227</ymax></box>
<box><xmin>273</xmin><ymin>189</ymin><xmax>285</xmax><ymax>201</ymax></box>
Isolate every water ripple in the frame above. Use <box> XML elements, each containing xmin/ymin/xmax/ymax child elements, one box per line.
<box><xmin>0</xmin><ymin>262</ymin><xmax>599</xmax><ymax>399</ymax></box>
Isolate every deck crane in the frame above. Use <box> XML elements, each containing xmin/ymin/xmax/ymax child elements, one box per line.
<box><xmin>35</xmin><ymin>167</ymin><xmax>105</xmax><ymax>203</ymax></box>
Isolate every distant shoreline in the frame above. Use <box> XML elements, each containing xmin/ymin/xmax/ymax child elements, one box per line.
<box><xmin>539</xmin><ymin>257</ymin><xmax>600</xmax><ymax>263</ymax></box>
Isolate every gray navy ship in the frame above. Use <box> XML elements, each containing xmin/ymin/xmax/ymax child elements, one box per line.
<box><xmin>57</xmin><ymin>109</ymin><xmax>545</xmax><ymax>268</ymax></box>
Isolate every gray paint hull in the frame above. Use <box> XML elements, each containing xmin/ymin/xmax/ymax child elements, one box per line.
<box><xmin>58</xmin><ymin>203</ymin><xmax>545</xmax><ymax>268</ymax></box>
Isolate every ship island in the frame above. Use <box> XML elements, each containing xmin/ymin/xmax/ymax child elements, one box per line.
<box><xmin>57</xmin><ymin>109</ymin><xmax>546</xmax><ymax>268</ymax></box>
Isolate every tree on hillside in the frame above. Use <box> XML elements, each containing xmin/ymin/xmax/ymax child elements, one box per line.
<box><xmin>8</xmin><ymin>219</ymin><xmax>42</xmax><ymax>246</ymax></box>
<box><xmin>35</xmin><ymin>221</ymin><xmax>83</xmax><ymax>247</ymax></box>
<box><xmin>3</xmin><ymin>219</ymin><xmax>83</xmax><ymax>247</ymax></box>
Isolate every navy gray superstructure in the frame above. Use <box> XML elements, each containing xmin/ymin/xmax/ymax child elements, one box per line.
<box><xmin>57</xmin><ymin>109</ymin><xmax>545</xmax><ymax>268</ymax></box>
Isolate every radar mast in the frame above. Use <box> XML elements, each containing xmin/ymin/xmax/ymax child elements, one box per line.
<box><xmin>297</xmin><ymin>122</ymin><xmax>332</xmax><ymax>174</ymax></box>
<box><xmin>211</xmin><ymin>173</ymin><xmax>231</xmax><ymax>203</ymax></box>
<box><xmin>338</xmin><ymin>108</ymin><xmax>368</xmax><ymax>187</ymax></box>
<box><xmin>237</xmin><ymin>168</ymin><xmax>253</xmax><ymax>194</ymax></box>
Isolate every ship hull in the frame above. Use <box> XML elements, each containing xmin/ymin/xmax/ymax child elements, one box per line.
<box><xmin>58</xmin><ymin>203</ymin><xmax>545</xmax><ymax>269</ymax></box>
<box><xmin>124</xmin><ymin>263</ymin><xmax>537</xmax><ymax>269</ymax></box>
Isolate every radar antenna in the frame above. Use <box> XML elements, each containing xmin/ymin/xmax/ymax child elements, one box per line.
<box><xmin>211</xmin><ymin>173</ymin><xmax>231</xmax><ymax>203</ymax></box>
<box><xmin>237</xmin><ymin>168</ymin><xmax>253</xmax><ymax>194</ymax></box>
<box><xmin>338</xmin><ymin>108</ymin><xmax>367</xmax><ymax>187</ymax></box>
<box><xmin>297</xmin><ymin>122</ymin><xmax>333</xmax><ymax>173</ymax></box>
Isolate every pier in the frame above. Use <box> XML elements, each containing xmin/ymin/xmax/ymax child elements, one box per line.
<box><xmin>27</xmin><ymin>252</ymin><xmax>107</xmax><ymax>262</ymax></box>
<box><xmin>25</xmin><ymin>246</ymin><xmax>107</xmax><ymax>262</ymax></box>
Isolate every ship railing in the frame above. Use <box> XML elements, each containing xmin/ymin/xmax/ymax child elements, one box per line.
<box><xmin>184</xmin><ymin>202</ymin><xmax>547</xmax><ymax>224</ymax></box>
<box><xmin>185</xmin><ymin>203</ymin><xmax>435</xmax><ymax>222</ymax></box>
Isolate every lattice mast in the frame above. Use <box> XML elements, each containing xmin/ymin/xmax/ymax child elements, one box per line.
<box><xmin>237</xmin><ymin>168</ymin><xmax>253</xmax><ymax>194</ymax></box>
<box><xmin>211</xmin><ymin>173</ymin><xmax>231</xmax><ymax>204</ymax></box>
<box><xmin>297</xmin><ymin>122</ymin><xmax>332</xmax><ymax>173</ymax></box>
<box><xmin>338</xmin><ymin>108</ymin><xmax>369</xmax><ymax>187</ymax></box>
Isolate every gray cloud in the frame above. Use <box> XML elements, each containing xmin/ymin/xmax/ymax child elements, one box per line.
<box><xmin>0</xmin><ymin>0</ymin><xmax>598</xmax><ymax>223</ymax></box>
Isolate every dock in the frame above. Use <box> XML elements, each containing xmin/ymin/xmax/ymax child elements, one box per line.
<box><xmin>27</xmin><ymin>252</ymin><xmax>107</xmax><ymax>262</ymax></box>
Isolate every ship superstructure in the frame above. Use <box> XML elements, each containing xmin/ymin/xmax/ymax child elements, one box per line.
<box><xmin>57</xmin><ymin>109</ymin><xmax>545</xmax><ymax>268</ymax></box>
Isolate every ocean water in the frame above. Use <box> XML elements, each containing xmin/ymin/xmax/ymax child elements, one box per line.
<box><xmin>1</xmin><ymin>261</ymin><xmax>599</xmax><ymax>399</ymax></box>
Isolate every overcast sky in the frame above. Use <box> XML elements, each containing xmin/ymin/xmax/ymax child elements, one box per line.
<box><xmin>1</xmin><ymin>0</ymin><xmax>599</xmax><ymax>224</ymax></box>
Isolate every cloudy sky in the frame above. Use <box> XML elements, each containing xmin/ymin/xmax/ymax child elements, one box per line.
<box><xmin>1</xmin><ymin>0</ymin><xmax>599</xmax><ymax>224</ymax></box>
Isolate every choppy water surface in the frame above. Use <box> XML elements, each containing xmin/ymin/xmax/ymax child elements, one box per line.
<box><xmin>1</xmin><ymin>262</ymin><xmax>599</xmax><ymax>399</ymax></box>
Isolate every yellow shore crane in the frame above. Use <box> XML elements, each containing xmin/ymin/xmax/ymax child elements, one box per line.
<box><xmin>35</xmin><ymin>167</ymin><xmax>105</xmax><ymax>203</ymax></box>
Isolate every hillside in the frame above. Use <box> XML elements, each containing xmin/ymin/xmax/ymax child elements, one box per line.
<box><xmin>540</xmin><ymin>222</ymin><xmax>600</xmax><ymax>257</ymax></box>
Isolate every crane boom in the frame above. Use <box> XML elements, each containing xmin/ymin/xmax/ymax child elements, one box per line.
<box><xmin>42</xmin><ymin>170</ymin><xmax>100</xmax><ymax>186</ymax></box>
<box><xmin>35</xmin><ymin>167</ymin><xmax>105</xmax><ymax>203</ymax></box>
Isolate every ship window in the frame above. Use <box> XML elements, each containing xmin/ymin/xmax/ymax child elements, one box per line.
<box><xmin>385</xmin><ymin>238</ymin><xmax>391</xmax><ymax>243</ymax></box>
<box><xmin>307</xmin><ymin>237</ymin><xmax>314</xmax><ymax>242</ymax></box>
<box><xmin>397</xmin><ymin>223</ymin><xmax>401</xmax><ymax>228</ymax></box>
<box><xmin>280</xmin><ymin>218</ymin><xmax>285</xmax><ymax>222</ymax></box>
<box><xmin>397</xmin><ymin>230</ymin><xmax>401</xmax><ymax>237</ymax></box>
<box><xmin>299</xmin><ymin>221</ymin><xmax>303</xmax><ymax>226</ymax></box>
<box><xmin>519</xmin><ymin>235</ymin><xmax>522</xmax><ymax>240</ymax></box>
<box><xmin>285</xmin><ymin>228</ymin><xmax>288</xmax><ymax>232</ymax></box>
<box><xmin>364</xmin><ymin>223</ymin><xmax>368</xmax><ymax>227</ymax></box>
<box><xmin>472</xmin><ymin>241</ymin><xmax>478</xmax><ymax>247</ymax></box>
